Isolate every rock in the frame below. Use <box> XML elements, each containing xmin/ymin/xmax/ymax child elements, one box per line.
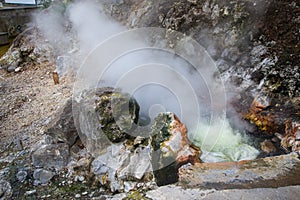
<box><xmin>146</xmin><ymin>184</ymin><xmax>300</xmax><ymax>200</ymax></box>
<box><xmin>14</xmin><ymin>67</ymin><xmax>22</xmax><ymax>73</ymax></box>
<box><xmin>33</xmin><ymin>169</ymin><xmax>54</xmax><ymax>185</ymax></box>
<box><xmin>280</xmin><ymin>121</ymin><xmax>300</xmax><ymax>155</ymax></box>
<box><xmin>178</xmin><ymin>153</ymin><xmax>300</xmax><ymax>189</ymax></box>
<box><xmin>244</xmin><ymin>93</ymin><xmax>281</xmax><ymax>134</ymax></box>
<box><xmin>74</xmin><ymin>175</ymin><xmax>85</xmax><ymax>182</ymax></box>
<box><xmin>0</xmin><ymin>180</ymin><xmax>12</xmax><ymax>199</ymax></box>
<box><xmin>7</xmin><ymin>65</ymin><xmax>17</xmax><ymax>73</ymax></box>
<box><xmin>260</xmin><ymin>140</ymin><xmax>277</xmax><ymax>154</ymax></box>
<box><xmin>25</xmin><ymin>190</ymin><xmax>37</xmax><ymax>196</ymax></box>
<box><xmin>44</xmin><ymin>99</ymin><xmax>78</xmax><ymax>147</ymax></box>
<box><xmin>74</xmin><ymin>87</ymin><xmax>140</xmax><ymax>156</ymax></box>
<box><xmin>0</xmin><ymin>168</ymin><xmax>10</xmax><ymax>181</ymax></box>
<box><xmin>16</xmin><ymin>170</ymin><xmax>27</xmax><ymax>182</ymax></box>
<box><xmin>91</xmin><ymin>112</ymin><xmax>201</xmax><ymax>191</ymax></box>
<box><xmin>32</xmin><ymin>143</ymin><xmax>70</xmax><ymax>171</ymax></box>
<box><xmin>124</xmin><ymin>181</ymin><xmax>137</xmax><ymax>193</ymax></box>
<box><xmin>56</xmin><ymin>56</ymin><xmax>71</xmax><ymax>76</ymax></box>
<box><xmin>151</xmin><ymin>112</ymin><xmax>201</xmax><ymax>186</ymax></box>
<box><xmin>94</xmin><ymin>87</ymin><xmax>140</xmax><ymax>143</ymax></box>
<box><xmin>92</xmin><ymin>140</ymin><xmax>155</xmax><ymax>193</ymax></box>
<box><xmin>244</xmin><ymin>94</ymin><xmax>300</xmax><ymax>141</ymax></box>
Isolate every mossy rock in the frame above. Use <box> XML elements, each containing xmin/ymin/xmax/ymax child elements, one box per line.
<box><xmin>95</xmin><ymin>87</ymin><xmax>140</xmax><ymax>143</ymax></box>
<box><xmin>150</xmin><ymin>113</ymin><xmax>172</xmax><ymax>151</ymax></box>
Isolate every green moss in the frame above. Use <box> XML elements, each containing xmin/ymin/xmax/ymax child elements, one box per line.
<box><xmin>151</xmin><ymin>113</ymin><xmax>172</xmax><ymax>150</ymax></box>
<box><xmin>123</xmin><ymin>189</ymin><xmax>150</xmax><ymax>200</ymax></box>
<box><xmin>95</xmin><ymin>88</ymin><xmax>139</xmax><ymax>143</ymax></box>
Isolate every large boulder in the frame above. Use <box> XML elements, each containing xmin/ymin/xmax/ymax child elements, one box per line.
<box><xmin>73</xmin><ymin>87</ymin><xmax>140</xmax><ymax>157</ymax></box>
<box><xmin>94</xmin><ymin>87</ymin><xmax>140</xmax><ymax>143</ymax></box>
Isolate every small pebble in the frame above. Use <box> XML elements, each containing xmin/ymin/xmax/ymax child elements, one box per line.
<box><xmin>82</xmin><ymin>191</ymin><xmax>88</xmax><ymax>196</ymax></box>
<box><xmin>78</xmin><ymin>175</ymin><xmax>85</xmax><ymax>182</ymax></box>
<box><xmin>15</xmin><ymin>67</ymin><xmax>21</xmax><ymax>72</ymax></box>
<box><xmin>25</xmin><ymin>190</ymin><xmax>36</xmax><ymax>196</ymax></box>
<box><xmin>75</xmin><ymin>194</ymin><xmax>81</xmax><ymax>198</ymax></box>
<box><xmin>16</xmin><ymin>170</ymin><xmax>27</xmax><ymax>182</ymax></box>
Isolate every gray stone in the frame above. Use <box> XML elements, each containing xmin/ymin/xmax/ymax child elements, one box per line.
<box><xmin>124</xmin><ymin>181</ymin><xmax>136</xmax><ymax>193</ymax></box>
<box><xmin>7</xmin><ymin>65</ymin><xmax>17</xmax><ymax>73</ymax></box>
<box><xmin>74</xmin><ymin>87</ymin><xmax>140</xmax><ymax>157</ymax></box>
<box><xmin>16</xmin><ymin>170</ymin><xmax>27</xmax><ymax>182</ymax></box>
<box><xmin>0</xmin><ymin>168</ymin><xmax>10</xmax><ymax>181</ymax></box>
<box><xmin>178</xmin><ymin>153</ymin><xmax>300</xmax><ymax>189</ymax></box>
<box><xmin>32</xmin><ymin>143</ymin><xmax>70</xmax><ymax>171</ymax></box>
<box><xmin>44</xmin><ymin>99</ymin><xmax>78</xmax><ymax>147</ymax></box>
<box><xmin>92</xmin><ymin>141</ymin><xmax>155</xmax><ymax>193</ymax></box>
<box><xmin>146</xmin><ymin>185</ymin><xmax>300</xmax><ymax>200</ymax></box>
<box><xmin>0</xmin><ymin>180</ymin><xmax>12</xmax><ymax>199</ymax></box>
<box><xmin>33</xmin><ymin>169</ymin><xmax>54</xmax><ymax>185</ymax></box>
<box><xmin>91</xmin><ymin>112</ymin><xmax>201</xmax><ymax>192</ymax></box>
<box><xmin>25</xmin><ymin>190</ymin><xmax>36</xmax><ymax>196</ymax></box>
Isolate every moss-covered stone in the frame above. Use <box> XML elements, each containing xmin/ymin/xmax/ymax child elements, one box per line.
<box><xmin>151</xmin><ymin>113</ymin><xmax>172</xmax><ymax>151</ymax></box>
<box><xmin>95</xmin><ymin>87</ymin><xmax>140</xmax><ymax>143</ymax></box>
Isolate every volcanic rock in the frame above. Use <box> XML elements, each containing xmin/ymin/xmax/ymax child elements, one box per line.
<box><xmin>92</xmin><ymin>139</ymin><xmax>155</xmax><ymax>193</ymax></box>
<box><xmin>44</xmin><ymin>98</ymin><xmax>78</xmax><ymax>147</ymax></box>
<box><xmin>33</xmin><ymin>169</ymin><xmax>54</xmax><ymax>185</ymax></box>
<box><xmin>0</xmin><ymin>180</ymin><xmax>12</xmax><ymax>199</ymax></box>
<box><xmin>91</xmin><ymin>110</ymin><xmax>200</xmax><ymax>192</ymax></box>
<box><xmin>16</xmin><ymin>170</ymin><xmax>28</xmax><ymax>183</ymax></box>
<box><xmin>146</xmin><ymin>184</ymin><xmax>300</xmax><ymax>200</ymax></box>
<box><xmin>32</xmin><ymin>143</ymin><xmax>70</xmax><ymax>171</ymax></box>
<box><xmin>151</xmin><ymin>112</ymin><xmax>201</xmax><ymax>186</ymax></box>
<box><xmin>178</xmin><ymin>153</ymin><xmax>300</xmax><ymax>189</ymax></box>
<box><xmin>94</xmin><ymin>87</ymin><xmax>140</xmax><ymax>143</ymax></box>
<box><xmin>260</xmin><ymin>140</ymin><xmax>277</xmax><ymax>155</ymax></box>
<box><xmin>280</xmin><ymin>121</ymin><xmax>300</xmax><ymax>155</ymax></box>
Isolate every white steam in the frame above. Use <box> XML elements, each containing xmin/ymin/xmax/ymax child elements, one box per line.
<box><xmin>67</xmin><ymin>1</ymin><xmax>124</xmax><ymax>53</ymax></box>
<box><xmin>34</xmin><ymin>0</ymin><xmax>259</xmax><ymax>162</ymax></box>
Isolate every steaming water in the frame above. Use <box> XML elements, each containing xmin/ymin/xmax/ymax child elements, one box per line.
<box><xmin>190</xmin><ymin>118</ymin><xmax>259</xmax><ymax>163</ymax></box>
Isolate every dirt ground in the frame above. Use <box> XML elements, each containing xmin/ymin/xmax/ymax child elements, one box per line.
<box><xmin>0</xmin><ymin>62</ymin><xmax>73</xmax><ymax>150</ymax></box>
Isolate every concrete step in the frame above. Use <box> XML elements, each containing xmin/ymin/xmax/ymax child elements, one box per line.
<box><xmin>0</xmin><ymin>32</ymin><xmax>9</xmax><ymax>46</ymax></box>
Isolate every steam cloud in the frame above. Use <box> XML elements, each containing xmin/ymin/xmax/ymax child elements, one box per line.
<box><xmin>33</xmin><ymin>0</ymin><xmax>260</xmax><ymax>162</ymax></box>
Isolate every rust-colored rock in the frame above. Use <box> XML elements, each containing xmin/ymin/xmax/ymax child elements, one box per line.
<box><xmin>244</xmin><ymin>97</ymin><xmax>277</xmax><ymax>133</ymax></box>
<box><xmin>279</xmin><ymin>121</ymin><xmax>300</xmax><ymax>155</ymax></box>
<box><xmin>151</xmin><ymin>112</ymin><xmax>201</xmax><ymax>186</ymax></box>
<box><xmin>260</xmin><ymin>139</ymin><xmax>277</xmax><ymax>154</ymax></box>
<box><xmin>52</xmin><ymin>71</ymin><xmax>59</xmax><ymax>85</ymax></box>
<box><xmin>152</xmin><ymin>113</ymin><xmax>201</xmax><ymax>168</ymax></box>
<box><xmin>243</xmin><ymin>95</ymin><xmax>300</xmax><ymax>139</ymax></box>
